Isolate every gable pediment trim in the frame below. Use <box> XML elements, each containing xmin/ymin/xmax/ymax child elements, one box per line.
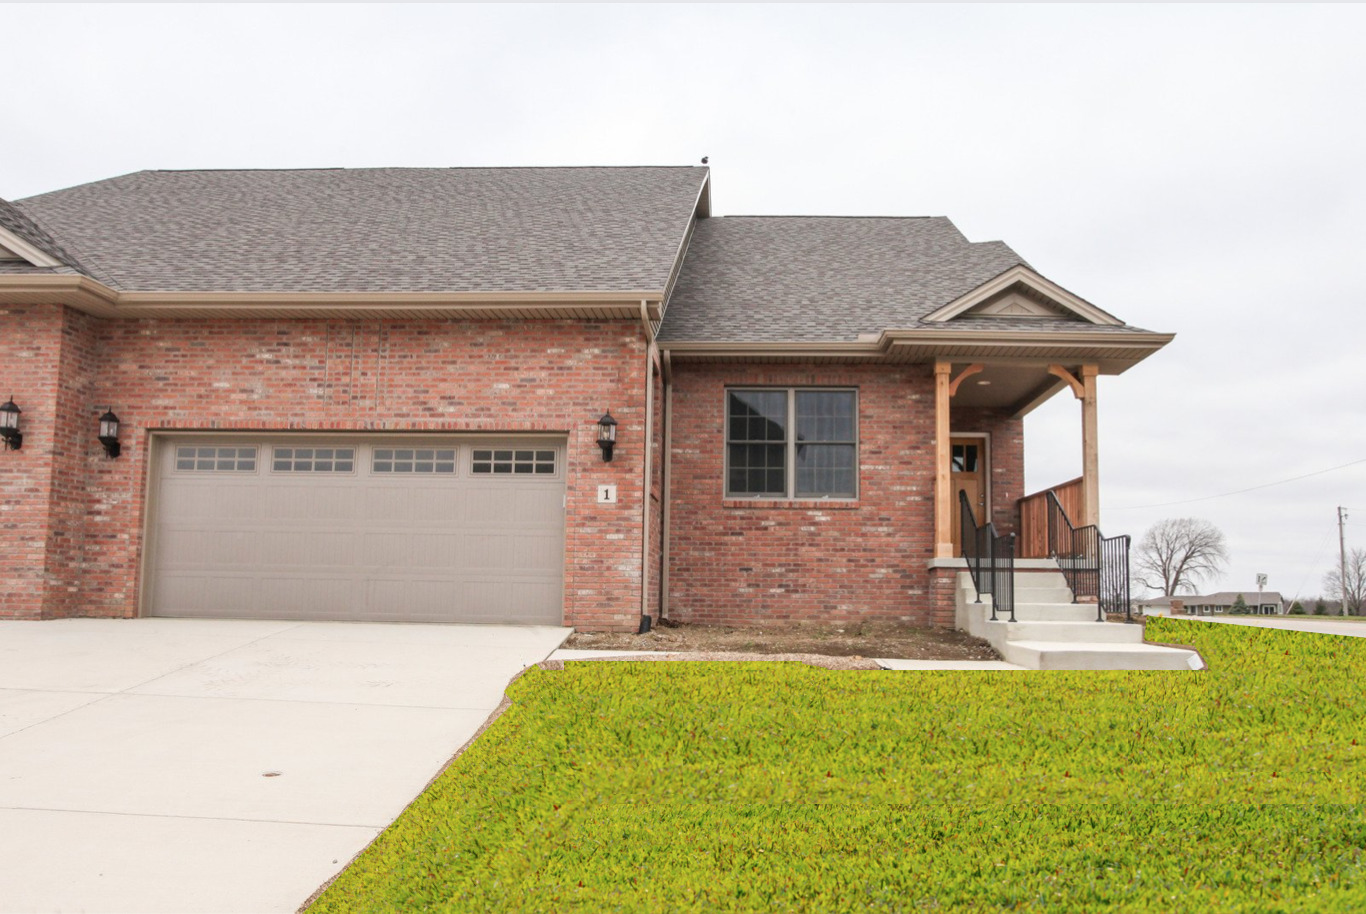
<box><xmin>922</xmin><ymin>265</ymin><xmax>1124</xmax><ymax>327</ymax></box>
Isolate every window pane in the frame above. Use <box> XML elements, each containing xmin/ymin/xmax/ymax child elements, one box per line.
<box><xmin>727</xmin><ymin>443</ymin><xmax>785</xmax><ymax>495</ymax></box>
<box><xmin>796</xmin><ymin>391</ymin><xmax>855</xmax><ymax>443</ymax></box>
<box><xmin>728</xmin><ymin>391</ymin><xmax>786</xmax><ymax>441</ymax></box>
<box><xmin>796</xmin><ymin>443</ymin><xmax>856</xmax><ymax>497</ymax></box>
<box><xmin>177</xmin><ymin>445</ymin><xmax>258</xmax><ymax>472</ymax></box>
<box><xmin>272</xmin><ymin>446</ymin><xmax>354</xmax><ymax>472</ymax></box>
<box><xmin>952</xmin><ymin>444</ymin><xmax>978</xmax><ymax>473</ymax></box>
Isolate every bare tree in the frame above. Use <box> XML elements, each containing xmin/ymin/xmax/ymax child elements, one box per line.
<box><xmin>1324</xmin><ymin>547</ymin><xmax>1366</xmax><ymax>615</ymax></box>
<box><xmin>1134</xmin><ymin>518</ymin><xmax>1229</xmax><ymax>596</ymax></box>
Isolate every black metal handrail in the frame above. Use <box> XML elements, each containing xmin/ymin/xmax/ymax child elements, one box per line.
<box><xmin>1045</xmin><ymin>491</ymin><xmax>1132</xmax><ymax>622</ymax></box>
<box><xmin>959</xmin><ymin>489</ymin><xmax>1015</xmax><ymax>622</ymax></box>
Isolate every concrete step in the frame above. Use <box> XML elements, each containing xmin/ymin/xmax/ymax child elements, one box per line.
<box><xmin>987</xmin><ymin>619</ymin><xmax>1143</xmax><ymax>644</ymax></box>
<box><xmin>1001</xmin><ymin>641</ymin><xmax>1202</xmax><ymax>671</ymax></box>
<box><xmin>1005</xmin><ymin>602</ymin><xmax>1102</xmax><ymax>622</ymax></box>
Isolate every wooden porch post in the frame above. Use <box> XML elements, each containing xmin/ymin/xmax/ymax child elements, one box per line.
<box><xmin>934</xmin><ymin>360</ymin><xmax>954</xmax><ymax>558</ymax></box>
<box><xmin>1080</xmin><ymin>364</ymin><xmax>1100</xmax><ymax>528</ymax></box>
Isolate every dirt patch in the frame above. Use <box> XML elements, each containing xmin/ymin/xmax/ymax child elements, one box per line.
<box><xmin>564</xmin><ymin>620</ymin><xmax>1000</xmax><ymax>661</ymax></box>
<box><xmin>541</xmin><ymin>652</ymin><xmax>884</xmax><ymax>670</ymax></box>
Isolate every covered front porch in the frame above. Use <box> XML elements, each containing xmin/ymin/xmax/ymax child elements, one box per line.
<box><xmin>924</xmin><ymin>355</ymin><xmax>1143</xmax><ymax>629</ymax></box>
<box><xmin>931</xmin><ymin>357</ymin><xmax>1103</xmax><ymax>560</ymax></box>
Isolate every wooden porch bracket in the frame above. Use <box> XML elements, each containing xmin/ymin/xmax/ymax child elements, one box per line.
<box><xmin>1047</xmin><ymin>364</ymin><xmax>1085</xmax><ymax>400</ymax></box>
<box><xmin>948</xmin><ymin>363</ymin><xmax>985</xmax><ymax>397</ymax></box>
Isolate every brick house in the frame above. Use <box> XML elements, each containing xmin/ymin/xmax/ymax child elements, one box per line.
<box><xmin>0</xmin><ymin>167</ymin><xmax>1172</xmax><ymax>631</ymax></box>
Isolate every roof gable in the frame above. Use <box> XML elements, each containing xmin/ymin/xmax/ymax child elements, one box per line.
<box><xmin>921</xmin><ymin>264</ymin><xmax>1123</xmax><ymax>326</ymax></box>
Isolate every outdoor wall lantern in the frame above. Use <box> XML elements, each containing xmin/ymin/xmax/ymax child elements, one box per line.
<box><xmin>98</xmin><ymin>408</ymin><xmax>121</xmax><ymax>459</ymax></box>
<box><xmin>596</xmin><ymin>410</ymin><xmax>618</xmax><ymax>462</ymax></box>
<box><xmin>0</xmin><ymin>397</ymin><xmax>21</xmax><ymax>451</ymax></box>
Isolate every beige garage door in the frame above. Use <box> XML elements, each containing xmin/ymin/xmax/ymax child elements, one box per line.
<box><xmin>145</xmin><ymin>436</ymin><xmax>565</xmax><ymax>624</ymax></box>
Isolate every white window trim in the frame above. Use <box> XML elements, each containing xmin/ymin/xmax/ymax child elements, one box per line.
<box><xmin>723</xmin><ymin>387</ymin><xmax>858</xmax><ymax>500</ymax></box>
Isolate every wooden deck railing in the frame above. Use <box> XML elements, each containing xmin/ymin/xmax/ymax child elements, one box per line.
<box><xmin>1017</xmin><ymin>477</ymin><xmax>1085</xmax><ymax>558</ymax></box>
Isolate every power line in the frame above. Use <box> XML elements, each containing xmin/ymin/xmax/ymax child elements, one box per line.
<box><xmin>1110</xmin><ymin>457</ymin><xmax>1366</xmax><ymax>511</ymax></box>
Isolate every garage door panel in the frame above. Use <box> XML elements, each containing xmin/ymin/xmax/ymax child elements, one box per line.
<box><xmin>361</xmin><ymin>487</ymin><xmax>468</xmax><ymax>524</ymax></box>
<box><xmin>263</xmin><ymin>486</ymin><xmax>363</xmax><ymax>522</ymax></box>
<box><xmin>256</xmin><ymin>530</ymin><xmax>359</xmax><ymax>569</ymax></box>
<box><xmin>156</xmin><ymin>575</ymin><xmax>260</xmax><ymax>616</ymax></box>
<box><xmin>148</xmin><ymin>437</ymin><xmax>565</xmax><ymax>624</ymax></box>
<box><xmin>157</xmin><ymin>530</ymin><xmax>264</xmax><ymax>568</ymax></box>
<box><xmin>360</xmin><ymin>531</ymin><xmax>465</xmax><ymax>570</ymax></box>
<box><xmin>258</xmin><ymin>576</ymin><xmax>362</xmax><ymax>618</ymax></box>
<box><xmin>159</xmin><ymin>483</ymin><xmax>264</xmax><ymax>522</ymax></box>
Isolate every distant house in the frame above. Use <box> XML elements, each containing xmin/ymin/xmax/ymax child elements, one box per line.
<box><xmin>1138</xmin><ymin>592</ymin><xmax>1284</xmax><ymax>617</ymax></box>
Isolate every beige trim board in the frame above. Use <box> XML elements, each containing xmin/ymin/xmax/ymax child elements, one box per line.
<box><xmin>0</xmin><ymin>275</ymin><xmax>121</xmax><ymax>315</ymax></box>
<box><xmin>0</xmin><ymin>226</ymin><xmax>64</xmax><ymax>268</ymax></box>
<box><xmin>921</xmin><ymin>265</ymin><xmax>1124</xmax><ymax>326</ymax></box>
<box><xmin>661</xmin><ymin>329</ymin><xmax>1174</xmax><ymax>373</ymax></box>
<box><xmin>0</xmin><ymin>276</ymin><xmax>666</xmax><ymax>320</ymax></box>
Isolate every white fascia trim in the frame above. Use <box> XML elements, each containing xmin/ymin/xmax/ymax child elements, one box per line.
<box><xmin>921</xmin><ymin>265</ymin><xmax>1124</xmax><ymax>327</ymax></box>
<box><xmin>0</xmin><ymin>226</ymin><xmax>63</xmax><ymax>268</ymax></box>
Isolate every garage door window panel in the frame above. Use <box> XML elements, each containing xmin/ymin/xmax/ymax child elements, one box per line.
<box><xmin>472</xmin><ymin>448</ymin><xmax>556</xmax><ymax>475</ymax></box>
<box><xmin>175</xmin><ymin>446</ymin><xmax>258</xmax><ymax>473</ymax></box>
<box><xmin>373</xmin><ymin>448</ymin><xmax>457</xmax><ymax>474</ymax></box>
<box><xmin>272</xmin><ymin>447</ymin><xmax>356</xmax><ymax>473</ymax></box>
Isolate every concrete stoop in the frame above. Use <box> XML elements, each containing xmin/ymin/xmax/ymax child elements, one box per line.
<box><xmin>955</xmin><ymin>569</ymin><xmax>1203</xmax><ymax>671</ymax></box>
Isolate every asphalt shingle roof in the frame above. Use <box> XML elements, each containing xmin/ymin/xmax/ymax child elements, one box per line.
<box><xmin>8</xmin><ymin>167</ymin><xmax>708</xmax><ymax>293</ymax></box>
<box><xmin>657</xmin><ymin>216</ymin><xmax>1044</xmax><ymax>343</ymax></box>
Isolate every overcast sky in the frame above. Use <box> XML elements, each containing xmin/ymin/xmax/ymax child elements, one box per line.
<box><xmin>5</xmin><ymin>3</ymin><xmax>1364</xmax><ymax>602</ymax></box>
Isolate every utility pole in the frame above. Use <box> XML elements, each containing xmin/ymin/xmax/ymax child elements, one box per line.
<box><xmin>1341</xmin><ymin>507</ymin><xmax>1350</xmax><ymax>617</ymax></box>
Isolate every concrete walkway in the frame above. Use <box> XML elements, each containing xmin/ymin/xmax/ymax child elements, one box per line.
<box><xmin>0</xmin><ymin>618</ymin><xmax>570</xmax><ymax>914</ymax></box>
<box><xmin>1184</xmin><ymin>615</ymin><xmax>1366</xmax><ymax>638</ymax></box>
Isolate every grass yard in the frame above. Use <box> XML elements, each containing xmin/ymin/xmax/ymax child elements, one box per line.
<box><xmin>308</xmin><ymin>619</ymin><xmax>1366</xmax><ymax>912</ymax></box>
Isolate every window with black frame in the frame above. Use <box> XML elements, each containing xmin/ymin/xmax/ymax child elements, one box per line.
<box><xmin>726</xmin><ymin>389</ymin><xmax>857</xmax><ymax>498</ymax></box>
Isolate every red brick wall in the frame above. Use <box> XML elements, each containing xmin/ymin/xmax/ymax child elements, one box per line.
<box><xmin>663</xmin><ymin>364</ymin><xmax>1027</xmax><ymax>627</ymax></box>
<box><xmin>0</xmin><ymin>308</ymin><xmax>652</xmax><ymax>630</ymax></box>
<box><xmin>665</xmin><ymin>363</ymin><xmax>939</xmax><ymax>626</ymax></box>
<box><xmin>0</xmin><ymin>305</ymin><xmax>63</xmax><ymax>618</ymax></box>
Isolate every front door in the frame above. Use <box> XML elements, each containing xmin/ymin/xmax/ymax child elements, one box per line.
<box><xmin>950</xmin><ymin>436</ymin><xmax>988</xmax><ymax>552</ymax></box>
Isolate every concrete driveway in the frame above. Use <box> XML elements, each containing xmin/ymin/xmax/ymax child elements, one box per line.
<box><xmin>0</xmin><ymin>618</ymin><xmax>570</xmax><ymax>914</ymax></box>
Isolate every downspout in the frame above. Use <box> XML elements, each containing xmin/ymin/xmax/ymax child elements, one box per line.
<box><xmin>660</xmin><ymin>349</ymin><xmax>673</xmax><ymax>622</ymax></box>
<box><xmin>638</xmin><ymin>300</ymin><xmax>657</xmax><ymax>634</ymax></box>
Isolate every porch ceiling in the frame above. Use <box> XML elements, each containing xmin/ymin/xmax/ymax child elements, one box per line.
<box><xmin>949</xmin><ymin>363</ymin><xmax>1069</xmax><ymax>417</ymax></box>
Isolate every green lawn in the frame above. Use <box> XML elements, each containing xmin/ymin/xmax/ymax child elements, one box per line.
<box><xmin>309</xmin><ymin>619</ymin><xmax>1366</xmax><ymax>912</ymax></box>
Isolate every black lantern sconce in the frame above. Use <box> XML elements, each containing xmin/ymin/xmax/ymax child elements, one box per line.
<box><xmin>0</xmin><ymin>397</ymin><xmax>21</xmax><ymax>451</ymax></box>
<box><xmin>98</xmin><ymin>408</ymin><xmax>121</xmax><ymax>459</ymax></box>
<box><xmin>596</xmin><ymin>410</ymin><xmax>617</xmax><ymax>462</ymax></box>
